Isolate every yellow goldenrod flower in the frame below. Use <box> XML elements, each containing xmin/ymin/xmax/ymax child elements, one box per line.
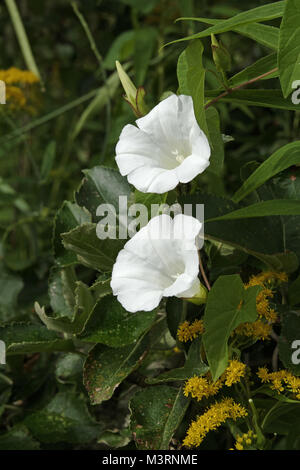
<box><xmin>235</xmin><ymin>320</ymin><xmax>272</xmax><ymax>341</ymax></box>
<box><xmin>183</xmin><ymin>376</ymin><xmax>223</xmax><ymax>401</ymax></box>
<box><xmin>0</xmin><ymin>67</ymin><xmax>39</xmax><ymax>85</ymax></box>
<box><xmin>183</xmin><ymin>398</ymin><xmax>248</xmax><ymax>448</ymax></box>
<box><xmin>235</xmin><ymin>271</ymin><xmax>284</xmax><ymax>341</ymax></box>
<box><xmin>233</xmin><ymin>430</ymin><xmax>256</xmax><ymax>450</ymax></box>
<box><xmin>177</xmin><ymin>319</ymin><xmax>204</xmax><ymax>342</ymax></box>
<box><xmin>184</xmin><ymin>360</ymin><xmax>246</xmax><ymax>401</ymax></box>
<box><xmin>0</xmin><ymin>67</ymin><xmax>39</xmax><ymax>110</ymax></box>
<box><xmin>257</xmin><ymin>367</ymin><xmax>300</xmax><ymax>399</ymax></box>
<box><xmin>5</xmin><ymin>85</ymin><xmax>26</xmax><ymax>107</ymax></box>
<box><xmin>245</xmin><ymin>271</ymin><xmax>288</xmax><ymax>287</ymax></box>
<box><xmin>224</xmin><ymin>359</ymin><xmax>246</xmax><ymax>386</ymax></box>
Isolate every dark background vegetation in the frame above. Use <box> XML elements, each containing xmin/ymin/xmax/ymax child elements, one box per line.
<box><xmin>0</xmin><ymin>0</ymin><xmax>296</xmax><ymax>450</ymax></box>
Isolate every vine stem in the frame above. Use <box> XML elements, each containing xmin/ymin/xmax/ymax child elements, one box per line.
<box><xmin>205</xmin><ymin>67</ymin><xmax>278</xmax><ymax>109</ymax></box>
<box><xmin>198</xmin><ymin>251</ymin><xmax>211</xmax><ymax>291</ymax></box>
<box><xmin>5</xmin><ymin>0</ymin><xmax>42</xmax><ymax>85</ymax></box>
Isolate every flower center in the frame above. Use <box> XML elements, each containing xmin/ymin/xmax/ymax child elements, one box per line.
<box><xmin>171</xmin><ymin>271</ymin><xmax>182</xmax><ymax>280</ymax></box>
<box><xmin>171</xmin><ymin>149</ymin><xmax>186</xmax><ymax>164</ymax></box>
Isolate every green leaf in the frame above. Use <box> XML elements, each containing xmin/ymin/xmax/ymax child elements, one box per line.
<box><xmin>24</xmin><ymin>392</ymin><xmax>101</xmax><ymax>443</ymax></box>
<box><xmin>188</xmin><ymin>18</ymin><xmax>279</xmax><ymax>50</ymax></box>
<box><xmin>186</xmin><ymin>40</ymin><xmax>208</xmax><ymax>136</ymax></box>
<box><xmin>229</xmin><ymin>53</ymin><xmax>278</xmax><ymax>88</ymax></box>
<box><xmin>166</xmin><ymin>2</ymin><xmax>284</xmax><ymax>46</ymax></box>
<box><xmin>83</xmin><ymin>166</ymin><xmax>131</xmax><ymax>211</ymax></box>
<box><xmin>177</xmin><ymin>49</ymin><xmax>190</xmax><ymax>95</ymax></box>
<box><xmin>206</xmin><ymin>200</ymin><xmax>300</xmax><ymax>222</ymax></box>
<box><xmin>146</xmin><ymin>338</ymin><xmax>209</xmax><ymax>384</ymax></box>
<box><xmin>35</xmin><ymin>281</ymin><xmax>96</xmax><ymax>335</ymax></box>
<box><xmin>206</xmin><ymin>106</ymin><xmax>224</xmax><ymax>174</ymax></box>
<box><xmin>83</xmin><ymin>335</ymin><xmax>149</xmax><ymax>404</ymax></box>
<box><xmin>53</xmin><ymin>201</ymin><xmax>91</xmax><ymax>267</ymax></box>
<box><xmin>48</xmin><ymin>266</ymin><xmax>76</xmax><ymax>318</ymax></box>
<box><xmin>278</xmin><ymin>310</ymin><xmax>300</xmax><ymax>376</ymax></box>
<box><xmin>278</xmin><ymin>0</ymin><xmax>300</xmax><ymax>98</ymax></box>
<box><xmin>262</xmin><ymin>403</ymin><xmax>300</xmax><ymax>435</ymax></box>
<box><xmin>177</xmin><ymin>40</ymin><xmax>208</xmax><ymax>135</ymax></box>
<box><xmin>0</xmin><ymin>266</ymin><xmax>23</xmax><ymax>323</ymax></box>
<box><xmin>61</xmin><ymin>223</ymin><xmax>124</xmax><ymax>272</ymax></box>
<box><xmin>0</xmin><ymin>322</ymin><xmax>74</xmax><ymax>355</ymax></box>
<box><xmin>79</xmin><ymin>295</ymin><xmax>156</xmax><ymax>347</ymax></box>
<box><xmin>0</xmin><ymin>425</ymin><xmax>40</xmax><ymax>450</ymax></box>
<box><xmin>180</xmin><ymin>192</ymin><xmax>288</xmax><ymax>269</ymax></box>
<box><xmin>130</xmin><ymin>385</ymin><xmax>189</xmax><ymax>450</ymax></box>
<box><xmin>40</xmin><ymin>140</ymin><xmax>56</xmax><ymax>182</ymax></box>
<box><xmin>203</xmin><ymin>275</ymin><xmax>260</xmax><ymax>380</ymax></box>
<box><xmin>288</xmin><ymin>275</ymin><xmax>300</xmax><ymax>306</ymax></box>
<box><xmin>233</xmin><ymin>142</ymin><xmax>300</xmax><ymax>203</ymax></box>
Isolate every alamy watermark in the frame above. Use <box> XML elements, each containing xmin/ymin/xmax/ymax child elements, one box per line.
<box><xmin>0</xmin><ymin>340</ymin><xmax>6</xmax><ymax>365</ymax></box>
<box><xmin>95</xmin><ymin>196</ymin><xmax>204</xmax><ymax>249</ymax></box>
<box><xmin>291</xmin><ymin>80</ymin><xmax>300</xmax><ymax>105</ymax></box>
<box><xmin>291</xmin><ymin>339</ymin><xmax>300</xmax><ymax>365</ymax></box>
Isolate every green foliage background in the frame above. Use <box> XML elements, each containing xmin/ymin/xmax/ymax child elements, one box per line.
<box><xmin>0</xmin><ymin>0</ymin><xmax>300</xmax><ymax>450</ymax></box>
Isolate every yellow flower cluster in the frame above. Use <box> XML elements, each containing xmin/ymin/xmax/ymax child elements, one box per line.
<box><xmin>184</xmin><ymin>360</ymin><xmax>246</xmax><ymax>401</ymax></box>
<box><xmin>177</xmin><ymin>319</ymin><xmax>204</xmax><ymax>342</ymax></box>
<box><xmin>225</xmin><ymin>359</ymin><xmax>247</xmax><ymax>386</ymax></box>
<box><xmin>257</xmin><ymin>367</ymin><xmax>300</xmax><ymax>399</ymax></box>
<box><xmin>183</xmin><ymin>398</ymin><xmax>248</xmax><ymax>448</ymax></box>
<box><xmin>232</xmin><ymin>430</ymin><xmax>257</xmax><ymax>450</ymax></box>
<box><xmin>246</xmin><ymin>271</ymin><xmax>288</xmax><ymax>287</ymax></box>
<box><xmin>235</xmin><ymin>320</ymin><xmax>272</xmax><ymax>341</ymax></box>
<box><xmin>235</xmin><ymin>271</ymin><xmax>287</xmax><ymax>341</ymax></box>
<box><xmin>0</xmin><ymin>67</ymin><xmax>39</xmax><ymax>108</ymax></box>
<box><xmin>0</xmin><ymin>67</ymin><xmax>39</xmax><ymax>85</ymax></box>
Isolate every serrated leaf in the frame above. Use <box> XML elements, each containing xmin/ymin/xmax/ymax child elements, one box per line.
<box><xmin>0</xmin><ymin>322</ymin><xmax>74</xmax><ymax>355</ymax></box>
<box><xmin>53</xmin><ymin>201</ymin><xmax>91</xmax><ymax>267</ymax></box>
<box><xmin>83</xmin><ymin>334</ymin><xmax>149</xmax><ymax>404</ymax></box>
<box><xmin>35</xmin><ymin>281</ymin><xmax>95</xmax><ymax>335</ymax></box>
<box><xmin>79</xmin><ymin>295</ymin><xmax>156</xmax><ymax>347</ymax></box>
<box><xmin>130</xmin><ymin>385</ymin><xmax>189</xmax><ymax>450</ymax></box>
<box><xmin>61</xmin><ymin>223</ymin><xmax>124</xmax><ymax>272</ymax></box>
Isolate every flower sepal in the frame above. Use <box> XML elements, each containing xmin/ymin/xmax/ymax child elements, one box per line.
<box><xmin>184</xmin><ymin>282</ymin><xmax>208</xmax><ymax>305</ymax></box>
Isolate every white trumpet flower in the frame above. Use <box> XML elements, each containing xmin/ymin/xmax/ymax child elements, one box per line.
<box><xmin>111</xmin><ymin>214</ymin><xmax>202</xmax><ymax>312</ymax></box>
<box><xmin>115</xmin><ymin>94</ymin><xmax>211</xmax><ymax>194</ymax></box>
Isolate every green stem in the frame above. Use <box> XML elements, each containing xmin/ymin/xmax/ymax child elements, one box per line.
<box><xmin>205</xmin><ymin>67</ymin><xmax>278</xmax><ymax>110</ymax></box>
<box><xmin>0</xmin><ymin>88</ymin><xmax>100</xmax><ymax>144</ymax></box>
<box><xmin>5</xmin><ymin>0</ymin><xmax>42</xmax><ymax>85</ymax></box>
<box><xmin>248</xmin><ymin>398</ymin><xmax>265</xmax><ymax>448</ymax></box>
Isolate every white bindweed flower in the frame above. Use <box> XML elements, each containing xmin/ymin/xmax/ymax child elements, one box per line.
<box><xmin>115</xmin><ymin>94</ymin><xmax>211</xmax><ymax>194</ymax></box>
<box><xmin>111</xmin><ymin>214</ymin><xmax>202</xmax><ymax>312</ymax></box>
